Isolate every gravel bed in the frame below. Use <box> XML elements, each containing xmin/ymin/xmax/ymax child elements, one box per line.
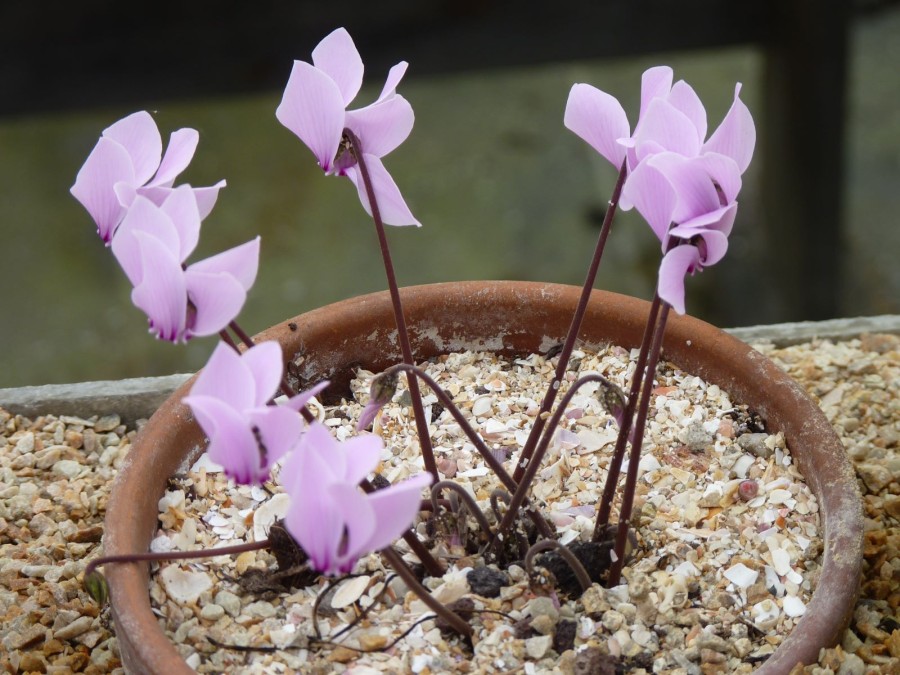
<box><xmin>0</xmin><ymin>333</ymin><xmax>897</xmax><ymax>674</ymax></box>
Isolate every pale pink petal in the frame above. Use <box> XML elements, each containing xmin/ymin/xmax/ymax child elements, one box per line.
<box><xmin>192</xmin><ymin>180</ymin><xmax>227</xmax><ymax>220</ymax></box>
<box><xmin>248</xmin><ymin>405</ymin><xmax>304</xmax><ymax>468</ymax></box>
<box><xmin>184</xmin><ymin>394</ymin><xmax>263</xmax><ymax>484</ymax></box>
<box><xmin>239</xmin><ymin>341</ymin><xmax>284</xmax><ymax>406</ymax></box>
<box><xmin>672</xmin><ymin>201</ymin><xmax>738</xmax><ymax>239</ymax></box>
<box><xmin>703</xmin><ymin>83</ymin><xmax>756</xmax><ymax>173</ymax></box>
<box><xmin>159</xmin><ymin>185</ymin><xmax>202</xmax><ymax>261</ymax></box>
<box><xmin>102</xmin><ymin>111</ymin><xmax>162</xmax><ymax>185</ymax></box>
<box><xmin>621</xmin><ymin>161</ymin><xmax>677</xmax><ymax>242</ymax></box>
<box><xmin>188</xmin><ymin>341</ymin><xmax>256</xmax><ymax>410</ymax></box>
<box><xmin>339</xmin><ymin>434</ymin><xmax>383</xmax><ymax>486</ymax></box>
<box><xmin>276</xmin><ymin>61</ymin><xmax>347</xmax><ymax>172</ymax></box>
<box><xmin>328</xmin><ymin>483</ymin><xmax>377</xmax><ymax>573</ymax></box>
<box><xmin>666</xmin><ymin>80</ymin><xmax>707</xmax><ymax>145</ymax></box>
<box><xmin>633</xmin><ymin>98</ymin><xmax>702</xmax><ymax>162</ymax></box>
<box><xmin>358</xmin><ymin>472</ymin><xmax>432</xmax><ymax>553</ymax></box>
<box><xmin>691</xmin><ymin>152</ymin><xmax>742</xmax><ymax>204</ymax></box>
<box><xmin>345</xmin><ymin>95</ymin><xmax>414</xmax><ymax>159</ymax></box>
<box><xmin>648</xmin><ymin>152</ymin><xmax>720</xmax><ymax>223</ymax></box>
<box><xmin>283</xmin><ymin>427</ymin><xmax>343</xmax><ymax>568</ymax></box>
<box><xmin>344</xmin><ymin>157</ymin><xmax>420</xmax><ymax>227</ymax></box>
<box><xmin>283</xmin><ymin>380</ymin><xmax>330</xmax><ymax>412</ymax></box>
<box><xmin>183</xmin><ymin>269</ymin><xmax>247</xmax><ymax>337</ymax></box>
<box><xmin>695</xmin><ymin>228</ymin><xmax>730</xmax><ymax>266</ymax></box>
<box><xmin>149</xmin><ymin>128</ymin><xmax>199</xmax><ymax>187</ymax></box>
<box><xmin>639</xmin><ymin>66</ymin><xmax>674</xmax><ymax>119</ymax></box>
<box><xmin>376</xmin><ymin>62</ymin><xmax>409</xmax><ymax>102</ymax></box>
<box><xmin>658</xmin><ymin>245</ymin><xmax>702</xmax><ymax>315</ymax></box>
<box><xmin>311</xmin><ymin>27</ymin><xmax>364</xmax><ymax>106</ymax></box>
<box><xmin>189</xmin><ymin>236</ymin><xmax>260</xmax><ymax>291</ymax></box>
<box><xmin>70</xmin><ymin>137</ymin><xmax>135</xmax><ymax>243</ymax></box>
<box><xmin>356</xmin><ymin>400</ymin><xmax>383</xmax><ymax>430</ymax></box>
<box><xmin>129</xmin><ymin>231</ymin><xmax>187</xmax><ymax>342</ymax></box>
<box><xmin>564</xmin><ymin>83</ymin><xmax>629</xmax><ymax>168</ymax></box>
<box><xmin>111</xmin><ymin>196</ymin><xmax>181</xmax><ymax>287</ymax></box>
<box><xmin>114</xmin><ymin>181</ymin><xmax>140</xmax><ymax>209</ymax></box>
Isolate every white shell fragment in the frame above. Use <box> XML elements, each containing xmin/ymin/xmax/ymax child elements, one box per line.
<box><xmin>159</xmin><ymin>565</ymin><xmax>212</xmax><ymax>604</ymax></box>
<box><xmin>252</xmin><ymin>492</ymin><xmax>291</xmax><ymax>541</ymax></box>
<box><xmin>782</xmin><ymin>595</ymin><xmax>807</xmax><ymax>617</ymax></box>
<box><xmin>723</xmin><ymin>562</ymin><xmax>759</xmax><ymax>588</ymax></box>
<box><xmin>331</xmin><ymin>575</ymin><xmax>370</xmax><ymax>609</ymax></box>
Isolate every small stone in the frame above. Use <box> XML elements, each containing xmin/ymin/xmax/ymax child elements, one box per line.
<box><xmin>856</xmin><ymin>463</ymin><xmax>892</xmax><ymax>493</ymax></box>
<box><xmin>467</xmin><ymin>566</ymin><xmax>508</xmax><ymax>598</ymax></box>
<box><xmin>54</xmin><ymin>615</ymin><xmax>94</xmax><ymax>641</ymax></box>
<box><xmin>574</xmin><ymin>646</ymin><xmax>616</xmax><ymax>675</ymax></box>
<box><xmin>737</xmin><ymin>433</ymin><xmax>772</xmax><ymax>459</ymax></box>
<box><xmin>244</xmin><ymin>601</ymin><xmax>277</xmax><ymax>618</ymax></box>
<box><xmin>525</xmin><ymin>634</ymin><xmax>553</xmax><ymax>659</ymax></box>
<box><xmin>52</xmin><ymin>459</ymin><xmax>82</xmax><ymax>479</ymax></box>
<box><xmin>837</xmin><ymin>653</ymin><xmax>866</xmax><ymax>675</ymax></box>
<box><xmin>331</xmin><ymin>575</ymin><xmax>370</xmax><ymax>609</ymax></box>
<box><xmin>327</xmin><ymin>646</ymin><xmax>357</xmax><ymax>663</ymax></box>
<box><xmin>581</xmin><ymin>584</ymin><xmax>611</xmax><ymax>616</ymax></box>
<box><xmin>94</xmin><ymin>414</ymin><xmax>121</xmax><ymax>432</ymax></box>
<box><xmin>200</xmin><ymin>603</ymin><xmax>225</xmax><ymax>621</ymax></box>
<box><xmin>359</xmin><ymin>633</ymin><xmax>388</xmax><ymax>650</ymax></box>
<box><xmin>159</xmin><ymin>566</ymin><xmax>212</xmax><ymax>604</ymax></box>
<box><xmin>679</xmin><ymin>421</ymin><xmax>713</xmax><ymax>452</ymax></box>
<box><xmin>3</xmin><ymin>624</ymin><xmax>45</xmax><ymax>650</ymax></box>
<box><xmin>215</xmin><ymin>590</ymin><xmax>241</xmax><ymax>617</ymax></box>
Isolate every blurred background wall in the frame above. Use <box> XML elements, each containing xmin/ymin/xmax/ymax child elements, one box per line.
<box><xmin>1</xmin><ymin>1</ymin><xmax>897</xmax><ymax>387</ymax></box>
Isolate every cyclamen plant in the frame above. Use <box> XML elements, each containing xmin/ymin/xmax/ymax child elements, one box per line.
<box><xmin>77</xmin><ymin>27</ymin><xmax>754</xmax><ymax>642</ymax></box>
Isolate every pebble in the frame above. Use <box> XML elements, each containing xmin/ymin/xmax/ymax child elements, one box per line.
<box><xmin>737</xmin><ymin>432</ymin><xmax>772</xmax><ymax>458</ymax></box>
<box><xmin>53</xmin><ymin>616</ymin><xmax>94</xmax><ymax>641</ymax></box>
<box><xmin>200</xmin><ymin>603</ymin><xmax>225</xmax><ymax>620</ymax></box>
<box><xmin>467</xmin><ymin>566</ymin><xmax>508</xmax><ymax>598</ymax></box>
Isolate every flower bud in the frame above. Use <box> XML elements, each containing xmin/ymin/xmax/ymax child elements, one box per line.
<box><xmin>357</xmin><ymin>370</ymin><xmax>399</xmax><ymax>430</ymax></box>
<box><xmin>84</xmin><ymin>570</ymin><xmax>109</xmax><ymax>605</ymax></box>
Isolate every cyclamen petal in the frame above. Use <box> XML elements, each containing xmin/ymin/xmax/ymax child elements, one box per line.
<box><xmin>311</xmin><ymin>27</ymin><xmax>364</xmax><ymax>106</ymax></box>
<box><xmin>345</xmin><ymin>156</ymin><xmax>421</xmax><ymax>227</ymax></box>
<box><xmin>183</xmin><ymin>269</ymin><xmax>247</xmax><ymax>338</ymax></box>
<box><xmin>159</xmin><ymin>186</ymin><xmax>202</xmax><ymax>261</ymax></box>
<box><xmin>658</xmin><ymin>245</ymin><xmax>702</xmax><ymax>315</ymax></box>
<box><xmin>282</xmin><ymin>424</ymin><xmax>432</xmax><ymax>576</ymax></box>
<box><xmin>150</xmin><ymin>128</ymin><xmax>200</xmax><ymax>188</ymax></box>
<box><xmin>188</xmin><ymin>341</ymin><xmax>258</xmax><ymax>410</ymax></box>
<box><xmin>184</xmin><ymin>395</ymin><xmax>263</xmax><ymax>484</ymax></box>
<box><xmin>70</xmin><ymin>138</ymin><xmax>135</xmax><ymax>243</ymax></box>
<box><xmin>277</xmin><ymin>28</ymin><xmax>418</xmax><ymax>226</ymax></box>
<box><xmin>129</xmin><ymin>231</ymin><xmax>187</xmax><ymax>341</ymax></box>
<box><xmin>188</xmin><ymin>236</ymin><xmax>261</xmax><ymax>290</ymax></box>
<box><xmin>620</xmin><ymin>161</ymin><xmax>677</xmax><ymax>242</ymax></box>
<box><xmin>564</xmin><ymin>83</ymin><xmax>630</xmax><ymax>168</ymax></box>
<box><xmin>703</xmin><ymin>83</ymin><xmax>756</xmax><ymax>173</ymax></box>
<box><xmin>110</xmin><ymin>196</ymin><xmax>181</xmax><ymax>287</ymax></box>
<box><xmin>103</xmin><ymin>111</ymin><xmax>163</xmax><ymax>185</ymax></box>
<box><xmin>344</xmin><ymin>95</ymin><xmax>415</xmax><ymax>161</ymax></box>
<box><xmin>276</xmin><ymin>61</ymin><xmax>347</xmax><ymax>172</ymax></box>
<box><xmin>184</xmin><ymin>341</ymin><xmax>316</xmax><ymax>485</ymax></box>
<box><xmin>72</xmin><ymin>111</ymin><xmax>224</xmax><ymax>241</ymax></box>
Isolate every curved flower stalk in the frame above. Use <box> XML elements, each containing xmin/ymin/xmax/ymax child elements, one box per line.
<box><xmin>71</xmin><ymin>111</ymin><xmax>225</xmax><ymax>243</ymax></box>
<box><xmin>110</xmin><ymin>187</ymin><xmax>260</xmax><ymax>342</ymax></box>
<box><xmin>276</xmin><ymin>27</ymin><xmax>420</xmax><ymax>226</ymax></box>
<box><xmin>281</xmin><ymin>423</ymin><xmax>432</xmax><ymax>576</ymax></box>
<box><xmin>183</xmin><ymin>341</ymin><xmax>327</xmax><ymax>485</ymax></box>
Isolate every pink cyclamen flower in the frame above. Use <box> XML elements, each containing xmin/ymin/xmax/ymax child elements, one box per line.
<box><xmin>281</xmin><ymin>423</ymin><xmax>432</xmax><ymax>575</ymax></box>
<box><xmin>565</xmin><ymin>69</ymin><xmax>755</xmax><ymax>176</ymax></box>
<box><xmin>276</xmin><ymin>27</ymin><xmax>420</xmax><ymax>226</ymax></box>
<box><xmin>71</xmin><ymin>111</ymin><xmax>225</xmax><ymax>243</ymax></box>
<box><xmin>110</xmin><ymin>187</ymin><xmax>259</xmax><ymax>342</ymax></box>
<box><xmin>623</xmin><ymin>152</ymin><xmax>742</xmax><ymax>314</ymax></box>
<box><xmin>183</xmin><ymin>341</ymin><xmax>327</xmax><ymax>485</ymax></box>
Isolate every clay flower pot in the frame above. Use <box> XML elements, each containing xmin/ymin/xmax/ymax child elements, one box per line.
<box><xmin>103</xmin><ymin>281</ymin><xmax>863</xmax><ymax>674</ymax></box>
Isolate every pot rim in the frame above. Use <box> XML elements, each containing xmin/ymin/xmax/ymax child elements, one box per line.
<box><xmin>104</xmin><ymin>280</ymin><xmax>863</xmax><ymax>674</ymax></box>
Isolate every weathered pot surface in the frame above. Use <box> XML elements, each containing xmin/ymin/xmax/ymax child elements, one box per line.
<box><xmin>103</xmin><ymin>281</ymin><xmax>863</xmax><ymax>674</ymax></box>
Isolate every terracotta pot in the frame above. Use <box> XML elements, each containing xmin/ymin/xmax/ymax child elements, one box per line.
<box><xmin>104</xmin><ymin>281</ymin><xmax>863</xmax><ymax>674</ymax></box>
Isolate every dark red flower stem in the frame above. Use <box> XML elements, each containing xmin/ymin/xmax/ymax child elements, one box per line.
<box><xmin>343</xmin><ymin>128</ymin><xmax>438</xmax><ymax>482</ymax></box>
<box><xmin>592</xmin><ymin>294</ymin><xmax>662</xmax><ymax>534</ymax></box>
<box><xmin>493</xmin><ymin>374</ymin><xmax>619</xmax><ymax>546</ymax></box>
<box><xmin>512</xmin><ymin>159</ymin><xmax>628</xmax><ymax>484</ymax></box>
<box><xmin>379</xmin><ymin>546</ymin><xmax>472</xmax><ymax>638</ymax></box>
<box><xmin>360</xmin><ymin>478</ymin><xmax>443</xmax><ymax>577</ymax></box>
<box><xmin>84</xmin><ymin>538</ymin><xmax>271</xmax><ymax>579</ymax></box>
<box><xmin>383</xmin><ymin>363</ymin><xmax>554</xmax><ymax>540</ymax></box>
<box><xmin>607</xmin><ymin>298</ymin><xmax>670</xmax><ymax>585</ymax></box>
